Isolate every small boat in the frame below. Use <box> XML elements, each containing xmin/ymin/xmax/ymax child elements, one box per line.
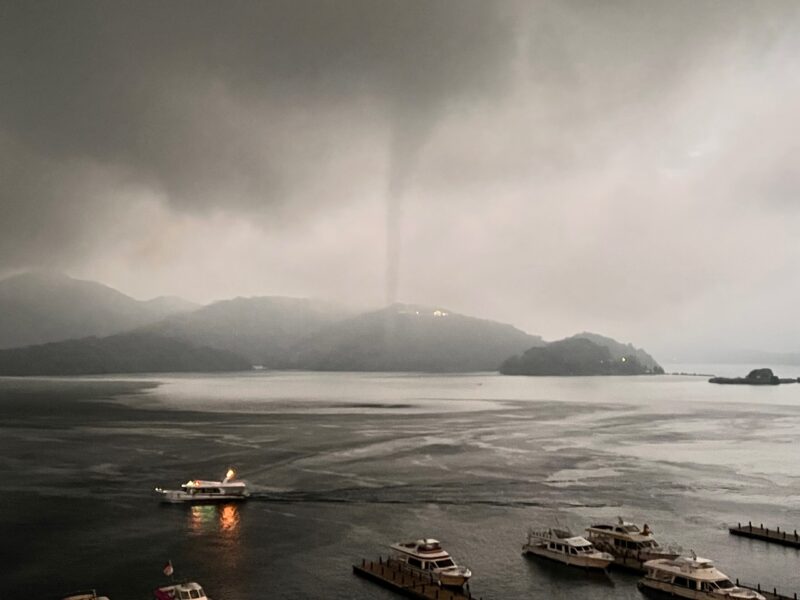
<box><xmin>62</xmin><ymin>591</ymin><xmax>110</xmax><ymax>600</ymax></box>
<box><xmin>523</xmin><ymin>527</ymin><xmax>614</xmax><ymax>570</ymax></box>
<box><xmin>638</xmin><ymin>553</ymin><xmax>765</xmax><ymax>599</ymax></box>
<box><xmin>154</xmin><ymin>582</ymin><xmax>210</xmax><ymax>600</ymax></box>
<box><xmin>390</xmin><ymin>538</ymin><xmax>472</xmax><ymax>587</ymax></box>
<box><xmin>155</xmin><ymin>468</ymin><xmax>248</xmax><ymax>504</ymax></box>
<box><xmin>585</xmin><ymin>518</ymin><xmax>679</xmax><ymax>571</ymax></box>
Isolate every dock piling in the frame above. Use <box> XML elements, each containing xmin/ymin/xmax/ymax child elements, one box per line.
<box><xmin>729</xmin><ymin>522</ymin><xmax>800</xmax><ymax>549</ymax></box>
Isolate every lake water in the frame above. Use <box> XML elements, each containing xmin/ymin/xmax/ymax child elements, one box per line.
<box><xmin>2</xmin><ymin>371</ymin><xmax>799</xmax><ymax>599</ymax></box>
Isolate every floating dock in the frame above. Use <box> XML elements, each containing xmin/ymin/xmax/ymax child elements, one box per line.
<box><xmin>353</xmin><ymin>557</ymin><xmax>484</xmax><ymax>600</ymax></box>
<box><xmin>729</xmin><ymin>522</ymin><xmax>800</xmax><ymax>548</ymax></box>
<box><xmin>737</xmin><ymin>580</ymin><xmax>798</xmax><ymax>600</ymax></box>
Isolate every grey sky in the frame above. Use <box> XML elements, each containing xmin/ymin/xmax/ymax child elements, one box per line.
<box><xmin>2</xmin><ymin>1</ymin><xmax>799</xmax><ymax>357</ymax></box>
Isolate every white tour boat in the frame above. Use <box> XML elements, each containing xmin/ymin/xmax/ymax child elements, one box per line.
<box><xmin>638</xmin><ymin>554</ymin><xmax>765</xmax><ymax>599</ymax></box>
<box><xmin>154</xmin><ymin>582</ymin><xmax>210</xmax><ymax>600</ymax></box>
<box><xmin>155</xmin><ymin>468</ymin><xmax>248</xmax><ymax>503</ymax></box>
<box><xmin>390</xmin><ymin>538</ymin><xmax>472</xmax><ymax>587</ymax></box>
<box><xmin>585</xmin><ymin>518</ymin><xmax>679</xmax><ymax>571</ymax></box>
<box><xmin>523</xmin><ymin>527</ymin><xmax>614</xmax><ymax>570</ymax></box>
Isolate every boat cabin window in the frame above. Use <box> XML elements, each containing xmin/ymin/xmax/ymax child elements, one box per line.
<box><xmin>179</xmin><ymin>591</ymin><xmax>191</xmax><ymax>600</ymax></box>
<box><xmin>435</xmin><ymin>559</ymin><xmax>454</xmax><ymax>568</ymax></box>
<box><xmin>672</xmin><ymin>577</ymin><xmax>696</xmax><ymax>590</ymax></box>
<box><xmin>705</xmin><ymin>580</ymin><xmax>735</xmax><ymax>590</ymax></box>
<box><xmin>648</xmin><ymin>569</ymin><xmax>672</xmax><ymax>581</ymax></box>
<box><xmin>408</xmin><ymin>558</ymin><xmax>422</xmax><ymax>569</ymax></box>
<box><xmin>189</xmin><ymin>591</ymin><xmax>200</xmax><ymax>599</ymax></box>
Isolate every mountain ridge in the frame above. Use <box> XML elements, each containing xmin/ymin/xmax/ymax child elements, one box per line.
<box><xmin>0</xmin><ymin>271</ymin><xmax>197</xmax><ymax>349</ymax></box>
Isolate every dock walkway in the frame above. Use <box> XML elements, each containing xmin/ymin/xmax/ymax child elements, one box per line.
<box><xmin>729</xmin><ymin>522</ymin><xmax>800</xmax><ymax>548</ymax></box>
<box><xmin>353</xmin><ymin>557</ymin><xmax>483</xmax><ymax>600</ymax></box>
<box><xmin>738</xmin><ymin>581</ymin><xmax>798</xmax><ymax>600</ymax></box>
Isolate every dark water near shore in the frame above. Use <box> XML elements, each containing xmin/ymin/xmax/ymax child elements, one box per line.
<box><xmin>2</xmin><ymin>372</ymin><xmax>799</xmax><ymax>599</ymax></box>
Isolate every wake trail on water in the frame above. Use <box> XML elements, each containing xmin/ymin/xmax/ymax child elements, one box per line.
<box><xmin>247</xmin><ymin>490</ymin><xmax>614</xmax><ymax>509</ymax></box>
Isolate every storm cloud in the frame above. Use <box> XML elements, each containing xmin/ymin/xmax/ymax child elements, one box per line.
<box><xmin>2</xmin><ymin>0</ymin><xmax>800</xmax><ymax>357</ymax></box>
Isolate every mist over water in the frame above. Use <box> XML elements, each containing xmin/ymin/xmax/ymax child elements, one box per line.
<box><xmin>2</xmin><ymin>372</ymin><xmax>799</xmax><ymax>599</ymax></box>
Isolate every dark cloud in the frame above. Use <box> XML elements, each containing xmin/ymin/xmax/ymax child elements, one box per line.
<box><xmin>2</xmin><ymin>1</ymin><xmax>800</xmax><ymax>354</ymax></box>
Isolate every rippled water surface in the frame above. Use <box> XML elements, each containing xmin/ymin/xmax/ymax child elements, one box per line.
<box><xmin>2</xmin><ymin>371</ymin><xmax>799</xmax><ymax>599</ymax></box>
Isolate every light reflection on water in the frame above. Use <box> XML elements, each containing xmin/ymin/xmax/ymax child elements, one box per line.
<box><xmin>188</xmin><ymin>503</ymin><xmax>241</xmax><ymax>537</ymax></box>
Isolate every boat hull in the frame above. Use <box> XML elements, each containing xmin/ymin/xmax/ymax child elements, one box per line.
<box><xmin>158</xmin><ymin>491</ymin><xmax>249</xmax><ymax>504</ymax></box>
<box><xmin>523</xmin><ymin>544</ymin><xmax>613</xmax><ymax>570</ymax></box>
<box><xmin>638</xmin><ymin>581</ymin><xmax>765</xmax><ymax>600</ymax></box>
<box><xmin>392</xmin><ymin>559</ymin><xmax>471</xmax><ymax>588</ymax></box>
<box><xmin>437</xmin><ymin>569</ymin><xmax>471</xmax><ymax>588</ymax></box>
<box><xmin>597</xmin><ymin>549</ymin><xmax>680</xmax><ymax>572</ymax></box>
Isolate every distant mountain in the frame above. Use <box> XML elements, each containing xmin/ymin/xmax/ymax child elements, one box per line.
<box><xmin>500</xmin><ymin>336</ymin><xmax>663</xmax><ymax>376</ymax></box>
<box><xmin>565</xmin><ymin>332</ymin><xmax>662</xmax><ymax>372</ymax></box>
<box><xmin>142</xmin><ymin>295</ymin><xmax>201</xmax><ymax>317</ymax></box>
<box><xmin>288</xmin><ymin>304</ymin><xmax>544</xmax><ymax>372</ymax></box>
<box><xmin>0</xmin><ymin>331</ymin><xmax>250</xmax><ymax>376</ymax></box>
<box><xmin>146</xmin><ymin>296</ymin><xmax>352</xmax><ymax>365</ymax></box>
<box><xmin>0</xmin><ymin>271</ymin><xmax>197</xmax><ymax>349</ymax></box>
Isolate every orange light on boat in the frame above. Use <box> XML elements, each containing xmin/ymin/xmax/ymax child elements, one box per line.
<box><xmin>226</xmin><ymin>468</ymin><xmax>235</xmax><ymax>480</ymax></box>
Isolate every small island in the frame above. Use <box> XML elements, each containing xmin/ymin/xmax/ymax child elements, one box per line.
<box><xmin>500</xmin><ymin>337</ymin><xmax>664</xmax><ymax>376</ymax></box>
<box><xmin>709</xmin><ymin>368</ymin><xmax>798</xmax><ymax>385</ymax></box>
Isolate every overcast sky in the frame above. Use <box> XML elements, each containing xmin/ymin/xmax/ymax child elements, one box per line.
<box><xmin>2</xmin><ymin>1</ymin><xmax>799</xmax><ymax>358</ymax></box>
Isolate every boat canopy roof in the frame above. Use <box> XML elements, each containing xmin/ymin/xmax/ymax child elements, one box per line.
<box><xmin>587</xmin><ymin>524</ymin><xmax>655</xmax><ymax>542</ymax></box>
<box><xmin>182</xmin><ymin>479</ymin><xmax>246</xmax><ymax>489</ymax></box>
<box><xmin>644</xmin><ymin>556</ymin><xmax>731</xmax><ymax>581</ymax></box>
<box><xmin>528</xmin><ymin>528</ymin><xmax>594</xmax><ymax>547</ymax></box>
<box><xmin>563</xmin><ymin>536</ymin><xmax>593</xmax><ymax>548</ymax></box>
<box><xmin>391</xmin><ymin>539</ymin><xmax>451</xmax><ymax>559</ymax></box>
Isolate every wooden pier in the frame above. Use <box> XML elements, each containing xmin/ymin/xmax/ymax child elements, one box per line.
<box><xmin>353</xmin><ymin>557</ymin><xmax>484</xmax><ymax>600</ymax></box>
<box><xmin>737</xmin><ymin>580</ymin><xmax>798</xmax><ymax>600</ymax></box>
<box><xmin>729</xmin><ymin>522</ymin><xmax>800</xmax><ymax>548</ymax></box>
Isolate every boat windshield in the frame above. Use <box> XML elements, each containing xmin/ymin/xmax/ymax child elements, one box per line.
<box><xmin>435</xmin><ymin>559</ymin><xmax>455</xmax><ymax>568</ymax></box>
<box><xmin>713</xmin><ymin>580</ymin><xmax>735</xmax><ymax>589</ymax></box>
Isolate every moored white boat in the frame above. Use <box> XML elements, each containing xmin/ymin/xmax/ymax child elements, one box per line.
<box><xmin>154</xmin><ymin>582</ymin><xmax>210</xmax><ymax>600</ymax></box>
<box><xmin>638</xmin><ymin>554</ymin><xmax>765</xmax><ymax>599</ymax></box>
<box><xmin>390</xmin><ymin>538</ymin><xmax>472</xmax><ymax>587</ymax></box>
<box><xmin>586</xmin><ymin>518</ymin><xmax>679</xmax><ymax>571</ymax></box>
<box><xmin>523</xmin><ymin>527</ymin><xmax>614</xmax><ymax>570</ymax></box>
<box><xmin>155</xmin><ymin>468</ymin><xmax>248</xmax><ymax>503</ymax></box>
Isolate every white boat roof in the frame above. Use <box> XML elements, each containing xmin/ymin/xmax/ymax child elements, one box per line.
<box><xmin>158</xmin><ymin>582</ymin><xmax>205</xmax><ymax>593</ymax></box>
<box><xmin>587</xmin><ymin>522</ymin><xmax>656</xmax><ymax>542</ymax></box>
<box><xmin>182</xmin><ymin>479</ymin><xmax>246</xmax><ymax>488</ymax></box>
<box><xmin>645</xmin><ymin>556</ymin><xmax>730</xmax><ymax>581</ymax></box>
<box><xmin>563</xmin><ymin>536</ymin><xmax>593</xmax><ymax>547</ymax></box>
<box><xmin>529</xmin><ymin>527</ymin><xmax>595</xmax><ymax>547</ymax></box>
<box><xmin>391</xmin><ymin>539</ymin><xmax>451</xmax><ymax>560</ymax></box>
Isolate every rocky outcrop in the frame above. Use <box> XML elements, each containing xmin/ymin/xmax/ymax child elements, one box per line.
<box><xmin>708</xmin><ymin>368</ymin><xmax>797</xmax><ymax>385</ymax></box>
